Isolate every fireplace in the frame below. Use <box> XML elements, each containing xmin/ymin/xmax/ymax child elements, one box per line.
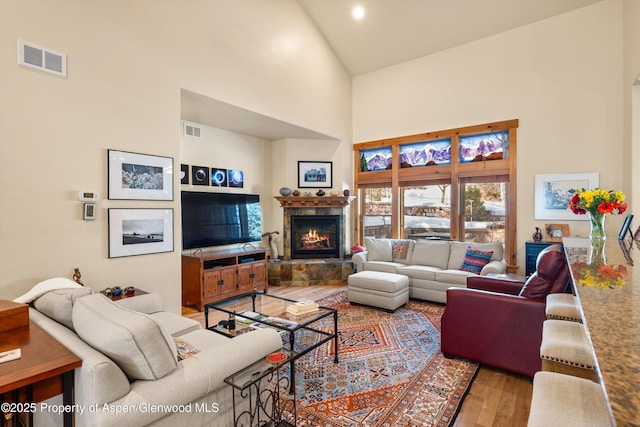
<box><xmin>290</xmin><ymin>215</ymin><xmax>340</xmax><ymax>259</ymax></box>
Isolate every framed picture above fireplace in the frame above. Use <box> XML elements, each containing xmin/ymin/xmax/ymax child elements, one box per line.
<box><xmin>298</xmin><ymin>161</ymin><xmax>333</xmax><ymax>189</ymax></box>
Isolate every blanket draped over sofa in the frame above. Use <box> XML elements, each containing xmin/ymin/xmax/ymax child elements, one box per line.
<box><xmin>352</xmin><ymin>237</ymin><xmax>506</xmax><ymax>303</ymax></box>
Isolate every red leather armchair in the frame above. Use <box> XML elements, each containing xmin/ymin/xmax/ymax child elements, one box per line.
<box><xmin>441</xmin><ymin>244</ymin><xmax>570</xmax><ymax>377</ymax></box>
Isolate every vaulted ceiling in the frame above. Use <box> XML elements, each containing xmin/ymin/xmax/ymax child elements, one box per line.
<box><xmin>182</xmin><ymin>0</ymin><xmax>603</xmax><ymax>140</ymax></box>
<box><xmin>298</xmin><ymin>0</ymin><xmax>603</xmax><ymax>76</ymax></box>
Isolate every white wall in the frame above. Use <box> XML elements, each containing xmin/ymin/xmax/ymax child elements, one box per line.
<box><xmin>0</xmin><ymin>0</ymin><xmax>352</xmax><ymax>310</ymax></box>
<box><xmin>180</xmin><ymin>123</ymin><xmax>273</xmax><ymax>255</ymax></box>
<box><xmin>624</xmin><ymin>0</ymin><xmax>640</xmax><ymax>218</ymax></box>
<box><xmin>353</xmin><ymin>0</ymin><xmax>625</xmax><ymax>273</ymax></box>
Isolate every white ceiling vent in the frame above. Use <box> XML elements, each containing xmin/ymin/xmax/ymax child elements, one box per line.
<box><xmin>18</xmin><ymin>40</ymin><xmax>67</xmax><ymax>77</ymax></box>
<box><xmin>184</xmin><ymin>123</ymin><xmax>201</xmax><ymax>138</ymax></box>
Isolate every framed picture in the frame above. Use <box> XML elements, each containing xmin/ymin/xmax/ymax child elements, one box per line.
<box><xmin>228</xmin><ymin>169</ymin><xmax>244</xmax><ymax>188</ymax></box>
<box><xmin>191</xmin><ymin>165</ymin><xmax>210</xmax><ymax>186</ymax></box>
<box><xmin>108</xmin><ymin>209</ymin><xmax>174</xmax><ymax>258</ymax></box>
<box><xmin>545</xmin><ymin>223</ymin><xmax>570</xmax><ymax>243</ymax></box>
<box><xmin>211</xmin><ymin>168</ymin><xmax>228</xmax><ymax>187</ymax></box>
<box><xmin>534</xmin><ymin>172</ymin><xmax>599</xmax><ymax>220</ymax></box>
<box><xmin>180</xmin><ymin>164</ymin><xmax>189</xmax><ymax>185</ymax></box>
<box><xmin>618</xmin><ymin>214</ymin><xmax>634</xmax><ymax>240</ymax></box>
<box><xmin>298</xmin><ymin>161</ymin><xmax>333</xmax><ymax>189</ymax></box>
<box><xmin>108</xmin><ymin>150</ymin><xmax>173</xmax><ymax>200</ymax></box>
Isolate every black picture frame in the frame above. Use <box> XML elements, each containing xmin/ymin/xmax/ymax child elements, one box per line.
<box><xmin>108</xmin><ymin>149</ymin><xmax>173</xmax><ymax>200</ymax></box>
<box><xmin>108</xmin><ymin>208</ymin><xmax>174</xmax><ymax>258</ymax></box>
<box><xmin>298</xmin><ymin>161</ymin><xmax>333</xmax><ymax>189</ymax></box>
<box><xmin>618</xmin><ymin>214</ymin><xmax>634</xmax><ymax>240</ymax></box>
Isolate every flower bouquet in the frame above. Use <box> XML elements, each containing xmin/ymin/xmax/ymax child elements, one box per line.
<box><xmin>569</xmin><ymin>188</ymin><xmax>627</xmax><ymax>240</ymax></box>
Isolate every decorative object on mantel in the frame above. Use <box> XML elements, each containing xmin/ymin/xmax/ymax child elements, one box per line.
<box><xmin>532</xmin><ymin>227</ymin><xmax>543</xmax><ymax>242</ymax></box>
<box><xmin>316</xmin><ymin>189</ymin><xmax>325</xmax><ymax>197</ymax></box>
<box><xmin>343</xmin><ymin>189</ymin><xmax>350</xmax><ymax>197</ymax></box>
<box><xmin>279</xmin><ymin>187</ymin><xmax>291</xmax><ymax>196</ymax></box>
<box><xmin>292</xmin><ymin>189</ymin><xmax>300</xmax><ymax>196</ymax></box>
<box><xmin>569</xmin><ymin>188</ymin><xmax>627</xmax><ymax>241</ymax></box>
<box><xmin>274</xmin><ymin>196</ymin><xmax>354</xmax><ymax>208</ymax></box>
<box><xmin>329</xmin><ymin>191</ymin><xmax>338</xmax><ymax>197</ymax></box>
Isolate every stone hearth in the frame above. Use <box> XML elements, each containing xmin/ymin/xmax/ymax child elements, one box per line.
<box><xmin>271</xmin><ymin>196</ymin><xmax>354</xmax><ymax>285</ymax></box>
<box><xmin>268</xmin><ymin>259</ymin><xmax>354</xmax><ymax>287</ymax></box>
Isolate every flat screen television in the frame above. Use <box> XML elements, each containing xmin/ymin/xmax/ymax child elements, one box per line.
<box><xmin>181</xmin><ymin>191</ymin><xmax>262</xmax><ymax>249</ymax></box>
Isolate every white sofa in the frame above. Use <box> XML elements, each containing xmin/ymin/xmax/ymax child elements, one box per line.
<box><xmin>352</xmin><ymin>237</ymin><xmax>506</xmax><ymax>303</ymax></box>
<box><xmin>24</xmin><ymin>284</ymin><xmax>282</xmax><ymax>427</ymax></box>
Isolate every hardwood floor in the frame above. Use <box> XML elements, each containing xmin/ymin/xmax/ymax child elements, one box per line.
<box><xmin>182</xmin><ymin>285</ymin><xmax>532</xmax><ymax>426</ymax></box>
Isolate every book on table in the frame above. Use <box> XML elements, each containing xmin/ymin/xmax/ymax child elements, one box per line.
<box><xmin>286</xmin><ymin>299</ymin><xmax>319</xmax><ymax>315</ymax></box>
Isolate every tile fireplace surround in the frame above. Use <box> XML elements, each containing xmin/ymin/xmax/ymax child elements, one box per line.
<box><xmin>271</xmin><ymin>196</ymin><xmax>354</xmax><ymax>286</ymax></box>
<box><xmin>275</xmin><ymin>196</ymin><xmax>352</xmax><ymax>260</ymax></box>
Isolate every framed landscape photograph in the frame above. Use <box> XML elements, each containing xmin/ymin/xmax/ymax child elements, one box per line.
<box><xmin>108</xmin><ymin>150</ymin><xmax>173</xmax><ymax>200</ymax></box>
<box><xmin>534</xmin><ymin>172</ymin><xmax>599</xmax><ymax>220</ymax></box>
<box><xmin>298</xmin><ymin>161</ymin><xmax>333</xmax><ymax>188</ymax></box>
<box><xmin>108</xmin><ymin>209</ymin><xmax>174</xmax><ymax>258</ymax></box>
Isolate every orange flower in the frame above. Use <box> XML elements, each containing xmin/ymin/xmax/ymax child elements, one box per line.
<box><xmin>597</xmin><ymin>202</ymin><xmax>615</xmax><ymax>214</ymax></box>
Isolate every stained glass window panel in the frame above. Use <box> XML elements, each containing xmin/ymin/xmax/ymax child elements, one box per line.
<box><xmin>360</xmin><ymin>147</ymin><xmax>392</xmax><ymax>172</ymax></box>
<box><xmin>399</xmin><ymin>139</ymin><xmax>451</xmax><ymax>167</ymax></box>
<box><xmin>459</xmin><ymin>131</ymin><xmax>507</xmax><ymax>163</ymax></box>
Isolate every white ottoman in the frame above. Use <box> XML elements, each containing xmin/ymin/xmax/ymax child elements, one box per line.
<box><xmin>348</xmin><ymin>271</ymin><xmax>409</xmax><ymax>311</ymax></box>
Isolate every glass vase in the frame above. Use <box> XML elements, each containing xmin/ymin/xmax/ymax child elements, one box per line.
<box><xmin>589</xmin><ymin>212</ymin><xmax>606</xmax><ymax>241</ymax></box>
<box><xmin>589</xmin><ymin>240</ymin><xmax>606</xmax><ymax>265</ymax></box>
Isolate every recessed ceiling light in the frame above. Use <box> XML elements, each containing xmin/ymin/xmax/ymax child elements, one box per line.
<box><xmin>352</xmin><ymin>6</ymin><xmax>365</xmax><ymax>20</ymax></box>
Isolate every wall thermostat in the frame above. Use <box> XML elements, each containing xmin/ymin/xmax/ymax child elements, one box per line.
<box><xmin>83</xmin><ymin>203</ymin><xmax>96</xmax><ymax>220</ymax></box>
<box><xmin>79</xmin><ymin>191</ymin><xmax>100</xmax><ymax>202</ymax></box>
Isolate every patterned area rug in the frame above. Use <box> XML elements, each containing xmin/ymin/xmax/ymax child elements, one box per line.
<box><xmin>289</xmin><ymin>292</ymin><xmax>478</xmax><ymax>427</ymax></box>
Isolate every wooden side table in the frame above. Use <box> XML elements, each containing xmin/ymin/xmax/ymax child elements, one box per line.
<box><xmin>0</xmin><ymin>322</ymin><xmax>82</xmax><ymax>427</ymax></box>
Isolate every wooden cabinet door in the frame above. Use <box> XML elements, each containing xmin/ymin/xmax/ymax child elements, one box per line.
<box><xmin>237</xmin><ymin>263</ymin><xmax>254</xmax><ymax>292</ymax></box>
<box><xmin>203</xmin><ymin>267</ymin><xmax>237</xmax><ymax>298</ymax></box>
<box><xmin>203</xmin><ymin>270</ymin><xmax>220</xmax><ymax>299</ymax></box>
<box><xmin>237</xmin><ymin>262</ymin><xmax>267</xmax><ymax>291</ymax></box>
<box><xmin>252</xmin><ymin>262</ymin><xmax>267</xmax><ymax>288</ymax></box>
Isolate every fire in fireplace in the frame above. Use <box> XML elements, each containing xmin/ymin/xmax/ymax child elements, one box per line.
<box><xmin>291</xmin><ymin>215</ymin><xmax>340</xmax><ymax>259</ymax></box>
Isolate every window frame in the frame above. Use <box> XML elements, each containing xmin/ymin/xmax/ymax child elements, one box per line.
<box><xmin>353</xmin><ymin>119</ymin><xmax>518</xmax><ymax>272</ymax></box>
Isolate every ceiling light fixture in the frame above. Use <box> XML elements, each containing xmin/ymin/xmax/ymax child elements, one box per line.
<box><xmin>352</xmin><ymin>6</ymin><xmax>365</xmax><ymax>20</ymax></box>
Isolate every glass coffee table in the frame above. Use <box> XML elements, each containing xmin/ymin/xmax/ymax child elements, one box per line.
<box><xmin>204</xmin><ymin>291</ymin><xmax>339</xmax><ymax>426</ymax></box>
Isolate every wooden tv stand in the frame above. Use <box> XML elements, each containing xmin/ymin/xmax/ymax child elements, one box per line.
<box><xmin>182</xmin><ymin>248</ymin><xmax>268</xmax><ymax>311</ymax></box>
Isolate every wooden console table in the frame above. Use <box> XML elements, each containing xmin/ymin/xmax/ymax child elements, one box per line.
<box><xmin>0</xmin><ymin>322</ymin><xmax>82</xmax><ymax>427</ymax></box>
<box><xmin>563</xmin><ymin>237</ymin><xmax>640</xmax><ymax>426</ymax></box>
<box><xmin>182</xmin><ymin>248</ymin><xmax>268</xmax><ymax>311</ymax></box>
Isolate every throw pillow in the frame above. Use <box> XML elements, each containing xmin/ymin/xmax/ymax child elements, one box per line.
<box><xmin>364</xmin><ymin>237</ymin><xmax>393</xmax><ymax>262</ymax></box>
<box><xmin>73</xmin><ymin>293</ymin><xmax>177</xmax><ymax>381</ymax></box>
<box><xmin>391</xmin><ymin>239</ymin><xmax>411</xmax><ymax>260</ymax></box>
<box><xmin>459</xmin><ymin>247</ymin><xmax>494</xmax><ymax>273</ymax></box>
<box><xmin>33</xmin><ymin>288</ymin><xmax>93</xmax><ymax>331</ymax></box>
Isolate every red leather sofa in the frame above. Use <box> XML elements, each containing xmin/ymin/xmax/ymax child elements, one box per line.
<box><xmin>441</xmin><ymin>244</ymin><xmax>570</xmax><ymax>377</ymax></box>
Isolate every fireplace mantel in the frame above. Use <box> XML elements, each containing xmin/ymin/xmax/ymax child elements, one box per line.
<box><xmin>275</xmin><ymin>196</ymin><xmax>354</xmax><ymax>208</ymax></box>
